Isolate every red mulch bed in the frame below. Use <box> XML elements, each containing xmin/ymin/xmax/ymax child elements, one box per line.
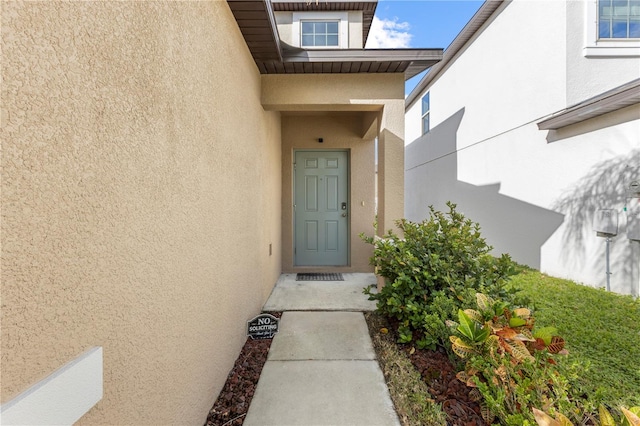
<box><xmin>205</xmin><ymin>311</ymin><xmax>485</xmax><ymax>426</ymax></box>
<box><xmin>407</xmin><ymin>346</ymin><xmax>486</xmax><ymax>425</ymax></box>
<box><xmin>383</xmin><ymin>315</ymin><xmax>487</xmax><ymax>426</ymax></box>
<box><xmin>205</xmin><ymin>312</ymin><xmax>281</xmax><ymax>426</ymax></box>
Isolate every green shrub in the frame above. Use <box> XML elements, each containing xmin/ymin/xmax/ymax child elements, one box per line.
<box><xmin>362</xmin><ymin>202</ymin><xmax>519</xmax><ymax>349</ymax></box>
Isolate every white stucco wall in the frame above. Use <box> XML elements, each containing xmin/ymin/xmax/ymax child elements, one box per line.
<box><xmin>275</xmin><ymin>12</ymin><xmax>293</xmax><ymax>45</ymax></box>
<box><xmin>348</xmin><ymin>11</ymin><xmax>364</xmax><ymax>48</ymax></box>
<box><xmin>405</xmin><ymin>0</ymin><xmax>566</xmax><ymax>145</ymax></box>
<box><xmin>405</xmin><ymin>0</ymin><xmax>640</xmax><ymax>295</ymax></box>
<box><xmin>405</xmin><ymin>97</ymin><xmax>423</xmax><ymax>144</ymax></box>
<box><xmin>566</xmin><ymin>0</ymin><xmax>640</xmax><ymax>105</ymax></box>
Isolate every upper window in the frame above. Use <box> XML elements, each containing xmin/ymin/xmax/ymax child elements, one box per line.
<box><xmin>421</xmin><ymin>93</ymin><xmax>430</xmax><ymax>135</ymax></box>
<box><xmin>301</xmin><ymin>21</ymin><xmax>339</xmax><ymax>47</ymax></box>
<box><xmin>598</xmin><ymin>0</ymin><xmax>640</xmax><ymax>39</ymax></box>
<box><xmin>292</xmin><ymin>12</ymin><xmax>349</xmax><ymax>49</ymax></box>
<box><xmin>585</xmin><ymin>0</ymin><xmax>640</xmax><ymax>56</ymax></box>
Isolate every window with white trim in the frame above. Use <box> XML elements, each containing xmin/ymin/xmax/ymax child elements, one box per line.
<box><xmin>598</xmin><ymin>0</ymin><xmax>640</xmax><ymax>38</ymax></box>
<box><xmin>301</xmin><ymin>21</ymin><xmax>339</xmax><ymax>47</ymax></box>
<box><xmin>421</xmin><ymin>93</ymin><xmax>430</xmax><ymax>135</ymax></box>
<box><xmin>585</xmin><ymin>0</ymin><xmax>640</xmax><ymax>56</ymax></box>
<box><xmin>292</xmin><ymin>12</ymin><xmax>349</xmax><ymax>49</ymax></box>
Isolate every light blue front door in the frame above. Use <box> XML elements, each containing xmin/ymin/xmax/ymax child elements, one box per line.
<box><xmin>294</xmin><ymin>151</ymin><xmax>349</xmax><ymax>266</ymax></box>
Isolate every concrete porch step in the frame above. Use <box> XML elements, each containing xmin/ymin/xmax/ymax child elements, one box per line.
<box><xmin>262</xmin><ymin>273</ymin><xmax>378</xmax><ymax>312</ymax></box>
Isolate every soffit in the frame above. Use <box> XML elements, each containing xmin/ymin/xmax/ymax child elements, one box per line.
<box><xmin>228</xmin><ymin>0</ymin><xmax>283</xmax><ymax>62</ymax></box>
<box><xmin>262</xmin><ymin>45</ymin><xmax>442</xmax><ymax>80</ymax></box>
<box><xmin>271</xmin><ymin>0</ymin><xmax>377</xmax><ymax>43</ymax></box>
<box><xmin>227</xmin><ymin>0</ymin><xmax>443</xmax><ymax>81</ymax></box>
<box><xmin>281</xmin><ymin>110</ymin><xmax>374</xmax><ymax>117</ymax></box>
<box><xmin>537</xmin><ymin>78</ymin><xmax>640</xmax><ymax>130</ymax></box>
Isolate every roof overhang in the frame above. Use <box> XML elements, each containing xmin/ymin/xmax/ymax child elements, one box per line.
<box><xmin>271</xmin><ymin>0</ymin><xmax>377</xmax><ymax>44</ymax></box>
<box><xmin>537</xmin><ymin>79</ymin><xmax>640</xmax><ymax>130</ymax></box>
<box><xmin>227</xmin><ymin>0</ymin><xmax>443</xmax><ymax>80</ymax></box>
<box><xmin>405</xmin><ymin>0</ymin><xmax>505</xmax><ymax>109</ymax></box>
<box><xmin>261</xmin><ymin>44</ymin><xmax>442</xmax><ymax>79</ymax></box>
<box><xmin>228</xmin><ymin>0</ymin><xmax>283</xmax><ymax>62</ymax></box>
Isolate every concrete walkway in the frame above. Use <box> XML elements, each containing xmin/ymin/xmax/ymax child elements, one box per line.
<box><xmin>244</xmin><ymin>273</ymin><xmax>400</xmax><ymax>426</ymax></box>
<box><xmin>262</xmin><ymin>273</ymin><xmax>378</xmax><ymax>312</ymax></box>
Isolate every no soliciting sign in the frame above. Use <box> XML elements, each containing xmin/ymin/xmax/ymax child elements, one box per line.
<box><xmin>247</xmin><ymin>313</ymin><xmax>279</xmax><ymax>340</ymax></box>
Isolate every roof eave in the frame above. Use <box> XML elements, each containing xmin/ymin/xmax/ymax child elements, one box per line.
<box><xmin>281</xmin><ymin>48</ymin><xmax>443</xmax><ymax>80</ymax></box>
<box><xmin>228</xmin><ymin>0</ymin><xmax>283</xmax><ymax>62</ymax></box>
<box><xmin>405</xmin><ymin>0</ymin><xmax>505</xmax><ymax>110</ymax></box>
<box><xmin>537</xmin><ymin>78</ymin><xmax>640</xmax><ymax>130</ymax></box>
<box><xmin>283</xmin><ymin>48</ymin><xmax>443</xmax><ymax>63</ymax></box>
<box><xmin>227</xmin><ymin>0</ymin><xmax>443</xmax><ymax>80</ymax></box>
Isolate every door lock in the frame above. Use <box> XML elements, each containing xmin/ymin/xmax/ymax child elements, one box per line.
<box><xmin>341</xmin><ymin>202</ymin><xmax>347</xmax><ymax>210</ymax></box>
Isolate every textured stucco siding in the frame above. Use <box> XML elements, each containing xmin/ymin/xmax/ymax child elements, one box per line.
<box><xmin>262</xmin><ymin>73</ymin><xmax>406</xmax><ymax>265</ymax></box>
<box><xmin>261</xmin><ymin>73</ymin><xmax>405</xmax><ymax>109</ymax></box>
<box><xmin>348</xmin><ymin>11</ymin><xmax>364</xmax><ymax>48</ymax></box>
<box><xmin>405</xmin><ymin>99</ymin><xmax>423</xmax><ymax>146</ymax></box>
<box><xmin>280</xmin><ymin>114</ymin><xmax>376</xmax><ymax>272</ymax></box>
<box><xmin>404</xmin><ymin>0</ymin><xmax>640</xmax><ymax>295</ymax></box>
<box><xmin>2</xmin><ymin>1</ymin><xmax>281</xmax><ymax>424</ymax></box>
<box><xmin>275</xmin><ymin>12</ymin><xmax>294</xmax><ymax>46</ymax></box>
<box><xmin>565</xmin><ymin>0</ymin><xmax>640</xmax><ymax>105</ymax></box>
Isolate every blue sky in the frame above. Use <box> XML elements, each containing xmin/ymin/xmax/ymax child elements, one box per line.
<box><xmin>365</xmin><ymin>0</ymin><xmax>484</xmax><ymax>94</ymax></box>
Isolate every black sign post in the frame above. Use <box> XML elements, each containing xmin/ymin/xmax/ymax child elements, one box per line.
<box><xmin>247</xmin><ymin>313</ymin><xmax>279</xmax><ymax>340</ymax></box>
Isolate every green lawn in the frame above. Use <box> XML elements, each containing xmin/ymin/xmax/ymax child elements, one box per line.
<box><xmin>509</xmin><ymin>270</ymin><xmax>640</xmax><ymax>408</ymax></box>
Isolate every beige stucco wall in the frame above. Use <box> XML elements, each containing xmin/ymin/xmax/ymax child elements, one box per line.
<box><xmin>262</xmin><ymin>73</ymin><xmax>404</xmax><ymax>110</ymax></box>
<box><xmin>264</xmin><ymin>73</ymin><xmax>406</xmax><ymax>270</ymax></box>
<box><xmin>2</xmin><ymin>1</ymin><xmax>281</xmax><ymax>424</ymax></box>
<box><xmin>376</xmin><ymin>99</ymin><xmax>406</xmax><ymax>238</ymax></box>
<box><xmin>281</xmin><ymin>114</ymin><xmax>376</xmax><ymax>272</ymax></box>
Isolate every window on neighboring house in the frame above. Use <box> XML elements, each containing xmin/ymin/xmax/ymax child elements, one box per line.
<box><xmin>585</xmin><ymin>0</ymin><xmax>640</xmax><ymax>56</ymax></box>
<box><xmin>421</xmin><ymin>93</ymin><xmax>430</xmax><ymax>135</ymax></box>
<box><xmin>301</xmin><ymin>21</ymin><xmax>339</xmax><ymax>47</ymax></box>
<box><xmin>598</xmin><ymin>0</ymin><xmax>640</xmax><ymax>39</ymax></box>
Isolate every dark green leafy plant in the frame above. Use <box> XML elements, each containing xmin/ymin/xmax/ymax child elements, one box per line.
<box><xmin>361</xmin><ymin>202</ymin><xmax>520</xmax><ymax>349</ymax></box>
<box><xmin>456</xmin><ymin>309</ymin><xmax>490</xmax><ymax>343</ymax></box>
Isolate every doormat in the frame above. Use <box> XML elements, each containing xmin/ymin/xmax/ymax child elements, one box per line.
<box><xmin>296</xmin><ymin>273</ymin><xmax>344</xmax><ymax>281</ymax></box>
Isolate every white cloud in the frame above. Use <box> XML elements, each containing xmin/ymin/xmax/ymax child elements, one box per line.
<box><xmin>366</xmin><ymin>16</ymin><xmax>412</xmax><ymax>48</ymax></box>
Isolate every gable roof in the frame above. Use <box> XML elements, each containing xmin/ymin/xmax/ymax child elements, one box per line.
<box><xmin>227</xmin><ymin>0</ymin><xmax>443</xmax><ymax>80</ymax></box>
<box><xmin>405</xmin><ymin>0</ymin><xmax>504</xmax><ymax>109</ymax></box>
<box><xmin>403</xmin><ymin>0</ymin><xmax>639</xmax><ymax>126</ymax></box>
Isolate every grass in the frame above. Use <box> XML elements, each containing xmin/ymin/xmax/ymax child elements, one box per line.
<box><xmin>509</xmin><ymin>269</ymin><xmax>640</xmax><ymax>408</ymax></box>
<box><xmin>364</xmin><ymin>312</ymin><xmax>447</xmax><ymax>426</ymax></box>
<box><xmin>366</xmin><ymin>269</ymin><xmax>640</xmax><ymax>425</ymax></box>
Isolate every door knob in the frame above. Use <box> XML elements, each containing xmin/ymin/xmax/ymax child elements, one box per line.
<box><xmin>342</xmin><ymin>212</ymin><xmax>347</xmax><ymax>217</ymax></box>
